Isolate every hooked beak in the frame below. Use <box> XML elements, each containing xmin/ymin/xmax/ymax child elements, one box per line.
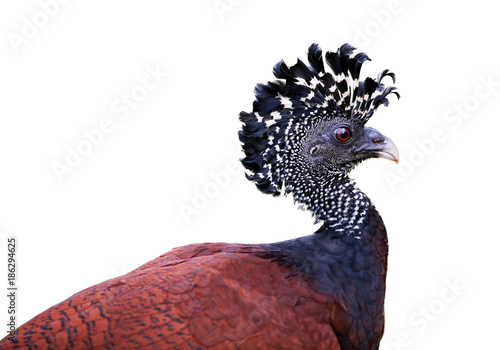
<box><xmin>356</xmin><ymin>127</ymin><xmax>399</xmax><ymax>164</ymax></box>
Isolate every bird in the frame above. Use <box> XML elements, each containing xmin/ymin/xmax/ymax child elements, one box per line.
<box><xmin>1</xmin><ymin>43</ymin><xmax>399</xmax><ymax>350</ymax></box>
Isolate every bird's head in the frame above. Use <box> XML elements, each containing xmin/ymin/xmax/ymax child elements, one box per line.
<box><xmin>239</xmin><ymin>43</ymin><xmax>399</xmax><ymax>198</ymax></box>
<box><xmin>301</xmin><ymin>117</ymin><xmax>398</xmax><ymax>174</ymax></box>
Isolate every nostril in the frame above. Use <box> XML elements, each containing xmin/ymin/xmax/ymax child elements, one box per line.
<box><xmin>372</xmin><ymin>137</ymin><xmax>386</xmax><ymax>145</ymax></box>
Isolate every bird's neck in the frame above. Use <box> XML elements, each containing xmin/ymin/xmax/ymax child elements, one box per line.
<box><xmin>286</xmin><ymin>167</ymin><xmax>372</xmax><ymax>235</ymax></box>
<box><xmin>271</xmin><ymin>168</ymin><xmax>387</xmax><ymax>349</ymax></box>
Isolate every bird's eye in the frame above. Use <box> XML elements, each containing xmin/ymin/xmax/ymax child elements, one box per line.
<box><xmin>334</xmin><ymin>127</ymin><xmax>352</xmax><ymax>143</ymax></box>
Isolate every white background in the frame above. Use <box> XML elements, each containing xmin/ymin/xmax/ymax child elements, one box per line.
<box><xmin>1</xmin><ymin>1</ymin><xmax>499</xmax><ymax>349</ymax></box>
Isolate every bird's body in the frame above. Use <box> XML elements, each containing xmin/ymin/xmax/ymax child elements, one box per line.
<box><xmin>1</xmin><ymin>44</ymin><xmax>398</xmax><ymax>349</ymax></box>
<box><xmin>2</xmin><ymin>212</ymin><xmax>386</xmax><ymax>349</ymax></box>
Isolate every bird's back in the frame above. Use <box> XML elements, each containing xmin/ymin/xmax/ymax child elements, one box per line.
<box><xmin>1</xmin><ymin>243</ymin><xmax>342</xmax><ymax>349</ymax></box>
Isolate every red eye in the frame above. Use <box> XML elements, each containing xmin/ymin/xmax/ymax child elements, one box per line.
<box><xmin>334</xmin><ymin>127</ymin><xmax>351</xmax><ymax>142</ymax></box>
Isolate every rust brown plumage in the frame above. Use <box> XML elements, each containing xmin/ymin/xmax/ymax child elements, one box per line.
<box><xmin>4</xmin><ymin>244</ymin><xmax>343</xmax><ymax>349</ymax></box>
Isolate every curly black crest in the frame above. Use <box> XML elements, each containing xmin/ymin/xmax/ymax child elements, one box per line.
<box><xmin>239</xmin><ymin>43</ymin><xmax>399</xmax><ymax>196</ymax></box>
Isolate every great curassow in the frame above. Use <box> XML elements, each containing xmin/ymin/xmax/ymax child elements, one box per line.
<box><xmin>1</xmin><ymin>43</ymin><xmax>399</xmax><ymax>350</ymax></box>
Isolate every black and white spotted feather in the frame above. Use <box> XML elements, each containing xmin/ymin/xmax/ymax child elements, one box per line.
<box><xmin>239</xmin><ymin>43</ymin><xmax>399</xmax><ymax>197</ymax></box>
